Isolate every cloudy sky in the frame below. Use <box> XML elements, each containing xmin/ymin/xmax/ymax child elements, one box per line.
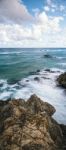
<box><xmin>0</xmin><ymin>0</ymin><xmax>66</xmax><ymax>47</ymax></box>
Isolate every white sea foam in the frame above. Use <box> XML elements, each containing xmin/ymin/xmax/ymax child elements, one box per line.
<box><xmin>58</xmin><ymin>62</ymin><xmax>66</xmax><ymax>67</ymax></box>
<box><xmin>0</xmin><ymin>51</ymin><xmax>22</xmax><ymax>55</ymax></box>
<box><xmin>0</xmin><ymin>68</ymin><xmax>66</xmax><ymax>124</ymax></box>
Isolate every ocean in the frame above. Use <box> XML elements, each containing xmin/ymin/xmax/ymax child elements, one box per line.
<box><xmin>0</xmin><ymin>48</ymin><xmax>66</xmax><ymax>124</ymax></box>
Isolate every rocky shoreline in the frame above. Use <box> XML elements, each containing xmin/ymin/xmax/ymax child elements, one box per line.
<box><xmin>57</xmin><ymin>72</ymin><xmax>66</xmax><ymax>89</ymax></box>
<box><xmin>0</xmin><ymin>94</ymin><xmax>66</xmax><ymax>150</ymax></box>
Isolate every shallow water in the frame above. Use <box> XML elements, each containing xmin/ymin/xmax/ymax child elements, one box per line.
<box><xmin>0</xmin><ymin>48</ymin><xmax>66</xmax><ymax>124</ymax></box>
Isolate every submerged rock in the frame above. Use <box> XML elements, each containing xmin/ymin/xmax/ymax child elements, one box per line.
<box><xmin>36</xmin><ymin>69</ymin><xmax>40</xmax><ymax>73</ymax></box>
<box><xmin>0</xmin><ymin>94</ymin><xmax>63</xmax><ymax>150</ymax></box>
<box><xmin>34</xmin><ymin>77</ymin><xmax>40</xmax><ymax>81</ymax></box>
<box><xmin>43</xmin><ymin>54</ymin><xmax>52</xmax><ymax>59</ymax></box>
<box><xmin>45</xmin><ymin>69</ymin><xmax>51</xmax><ymax>72</ymax></box>
<box><xmin>57</xmin><ymin>72</ymin><xmax>66</xmax><ymax>88</ymax></box>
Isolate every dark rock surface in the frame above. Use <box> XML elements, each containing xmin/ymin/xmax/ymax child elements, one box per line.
<box><xmin>60</xmin><ymin>124</ymin><xmax>66</xmax><ymax>150</ymax></box>
<box><xmin>43</xmin><ymin>54</ymin><xmax>53</xmax><ymax>59</ymax></box>
<box><xmin>34</xmin><ymin>77</ymin><xmax>40</xmax><ymax>81</ymax></box>
<box><xmin>57</xmin><ymin>72</ymin><xmax>66</xmax><ymax>88</ymax></box>
<box><xmin>0</xmin><ymin>94</ymin><xmax>65</xmax><ymax>150</ymax></box>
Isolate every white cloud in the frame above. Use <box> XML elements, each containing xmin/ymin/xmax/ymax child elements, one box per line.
<box><xmin>44</xmin><ymin>6</ymin><xmax>50</xmax><ymax>12</ymax></box>
<box><xmin>0</xmin><ymin>0</ymin><xmax>66</xmax><ymax>47</ymax></box>
<box><xmin>0</xmin><ymin>0</ymin><xmax>33</xmax><ymax>23</ymax></box>
<box><xmin>47</xmin><ymin>0</ymin><xmax>52</xmax><ymax>6</ymax></box>
<box><xmin>0</xmin><ymin>10</ymin><xmax>65</xmax><ymax>47</ymax></box>
<box><xmin>60</xmin><ymin>5</ymin><xmax>65</xmax><ymax>11</ymax></box>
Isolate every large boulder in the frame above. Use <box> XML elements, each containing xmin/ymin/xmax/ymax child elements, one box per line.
<box><xmin>57</xmin><ymin>72</ymin><xmax>66</xmax><ymax>88</ymax></box>
<box><xmin>0</xmin><ymin>95</ymin><xmax>63</xmax><ymax>150</ymax></box>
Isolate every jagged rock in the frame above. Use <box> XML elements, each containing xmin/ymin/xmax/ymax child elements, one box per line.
<box><xmin>0</xmin><ymin>95</ymin><xmax>63</xmax><ymax>150</ymax></box>
<box><xmin>60</xmin><ymin>124</ymin><xmax>66</xmax><ymax>150</ymax></box>
<box><xmin>57</xmin><ymin>72</ymin><xmax>66</xmax><ymax>88</ymax></box>
<box><xmin>26</xmin><ymin>94</ymin><xmax>56</xmax><ymax>116</ymax></box>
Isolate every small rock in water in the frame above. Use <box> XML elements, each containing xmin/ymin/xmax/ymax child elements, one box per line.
<box><xmin>34</xmin><ymin>77</ymin><xmax>40</xmax><ymax>81</ymax></box>
<box><xmin>0</xmin><ymin>83</ymin><xmax>3</xmax><ymax>87</ymax></box>
<box><xmin>36</xmin><ymin>69</ymin><xmax>40</xmax><ymax>73</ymax></box>
<box><xmin>26</xmin><ymin>79</ymin><xmax>29</xmax><ymax>82</ymax></box>
<box><xmin>45</xmin><ymin>69</ymin><xmax>51</xmax><ymax>72</ymax></box>
<box><xmin>43</xmin><ymin>54</ymin><xmax>52</xmax><ymax>58</ymax></box>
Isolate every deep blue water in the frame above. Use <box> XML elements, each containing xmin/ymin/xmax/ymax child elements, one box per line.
<box><xmin>0</xmin><ymin>48</ymin><xmax>66</xmax><ymax>124</ymax></box>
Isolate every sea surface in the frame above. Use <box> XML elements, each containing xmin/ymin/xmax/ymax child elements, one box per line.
<box><xmin>0</xmin><ymin>48</ymin><xmax>66</xmax><ymax>124</ymax></box>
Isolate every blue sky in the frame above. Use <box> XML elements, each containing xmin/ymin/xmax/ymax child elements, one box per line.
<box><xmin>0</xmin><ymin>0</ymin><xmax>66</xmax><ymax>47</ymax></box>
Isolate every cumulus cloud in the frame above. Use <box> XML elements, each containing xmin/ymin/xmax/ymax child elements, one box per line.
<box><xmin>0</xmin><ymin>10</ymin><xmax>65</xmax><ymax>47</ymax></box>
<box><xmin>0</xmin><ymin>0</ymin><xmax>66</xmax><ymax>47</ymax></box>
<box><xmin>47</xmin><ymin>0</ymin><xmax>52</xmax><ymax>6</ymax></box>
<box><xmin>0</xmin><ymin>0</ymin><xmax>33</xmax><ymax>23</ymax></box>
<box><xmin>60</xmin><ymin>5</ymin><xmax>65</xmax><ymax>11</ymax></box>
<box><xmin>44</xmin><ymin>6</ymin><xmax>50</xmax><ymax>12</ymax></box>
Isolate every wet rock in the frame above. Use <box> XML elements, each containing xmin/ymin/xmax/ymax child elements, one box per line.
<box><xmin>41</xmin><ymin>77</ymin><xmax>50</xmax><ymax>80</ymax></box>
<box><xmin>45</xmin><ymin>69</ymin><xmax>51</xmax><ymax>72</ymax></box>
<box><xmin>34</xmin><ymin>77</ymin><xmax>40</xmax><ymax>81</ymax></box>
<box><xmin>26</xmin><ymin>79</ymin><xmax>29</xmax><ymax>82</ymax></box>
<box><xmin>0</xmin><ymin>83</ymin><xmax>3</xmax><ymax>87</ymax></box>
<box><xmin>0</xmin><ymin>95</ymin><xmax>63</xmax><ymax>150</ymax></box>
<box><xmin>43</xmin><ymin>54</ymin><xmax>52</xmax><ymax>59</ymax></box>
<box><xmin>36</xmin><ymin>69</ymin><xmax>40</xmax><ymax>73</ymax></box>
<box><xmin>57</xmin><ymin>72</ymin><xmax>66</xmax><ymax>88</ymax></box>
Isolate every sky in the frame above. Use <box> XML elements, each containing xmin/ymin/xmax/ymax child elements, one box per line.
<box><xmin>0</xmin><ymin>0</ymin><xmax>66</xmax><ymax>47</ymax></box>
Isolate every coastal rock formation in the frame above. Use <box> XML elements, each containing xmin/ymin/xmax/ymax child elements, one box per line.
<box><xmin>0</xmin><ymin>94</ymin><xmax>63</xmax><ymax>150</ymax></box>
<box><xmin>60</xmin><ymin>124</ymin><xmax>66</xmax><ymax>150</ymax></box>
<box><xmin>57</xmin><ymin>72</ymin><xmax>66</xmax><ymax>88</ymax></box>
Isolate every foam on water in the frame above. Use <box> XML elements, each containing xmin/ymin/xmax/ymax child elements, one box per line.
<box><xmin>0</xmin><ymin>51</ymin><xmax>22</xmax><ymax>55</ymax></box>
<box><xmin>0</xmin><ymin>68</ymin><xmax>66</xmax><ymax>124</ymax></box>
<box><xmin>58</xmin><ymin>62</ymin><xmax>66</xmax><ymax>66</ymax></box>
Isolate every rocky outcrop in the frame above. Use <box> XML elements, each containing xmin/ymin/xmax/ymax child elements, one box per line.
<box><xmin>57</xmin><ymin>72</ymin><xmax>66</xmax><ymax>88</ymax></box>
<box><xmin>26</xmin><ymin>95</ymin><xmax>56</xmax><ymax>116</ymax></box>
<box><xmin>0</xmin><ymin>94</ymin><xmax>63</xmax><ymax>150</ymax></box>
<box><xmin>60</xmin><ymin>124</ymin><xmax>66</xmax><ymax>150</ymax></box>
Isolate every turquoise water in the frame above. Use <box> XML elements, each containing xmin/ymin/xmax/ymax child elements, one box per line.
<box><xmin>0</xmin><ymin>48</ymin><xmax>66</xmax><ymax>80</ymax></box>
<box><xmin>0</xmin><ymin>48</ymin><xmax>66</xmax><ymax>124</ymax></box>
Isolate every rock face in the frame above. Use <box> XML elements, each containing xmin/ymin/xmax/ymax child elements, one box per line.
<box><xmin>60</xmin><ymin>124</ymin><xmax>66</xmax><ymax>150</ymax></box>
<box><xmin>0</xmin><ymin>94</ymin><xmax>63</xmax><ymax>150</ymax></box>
<box><xmin>57</xmin><ymin>72</ymin><xmax>66</xmax><ymax>88</ymax></box>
